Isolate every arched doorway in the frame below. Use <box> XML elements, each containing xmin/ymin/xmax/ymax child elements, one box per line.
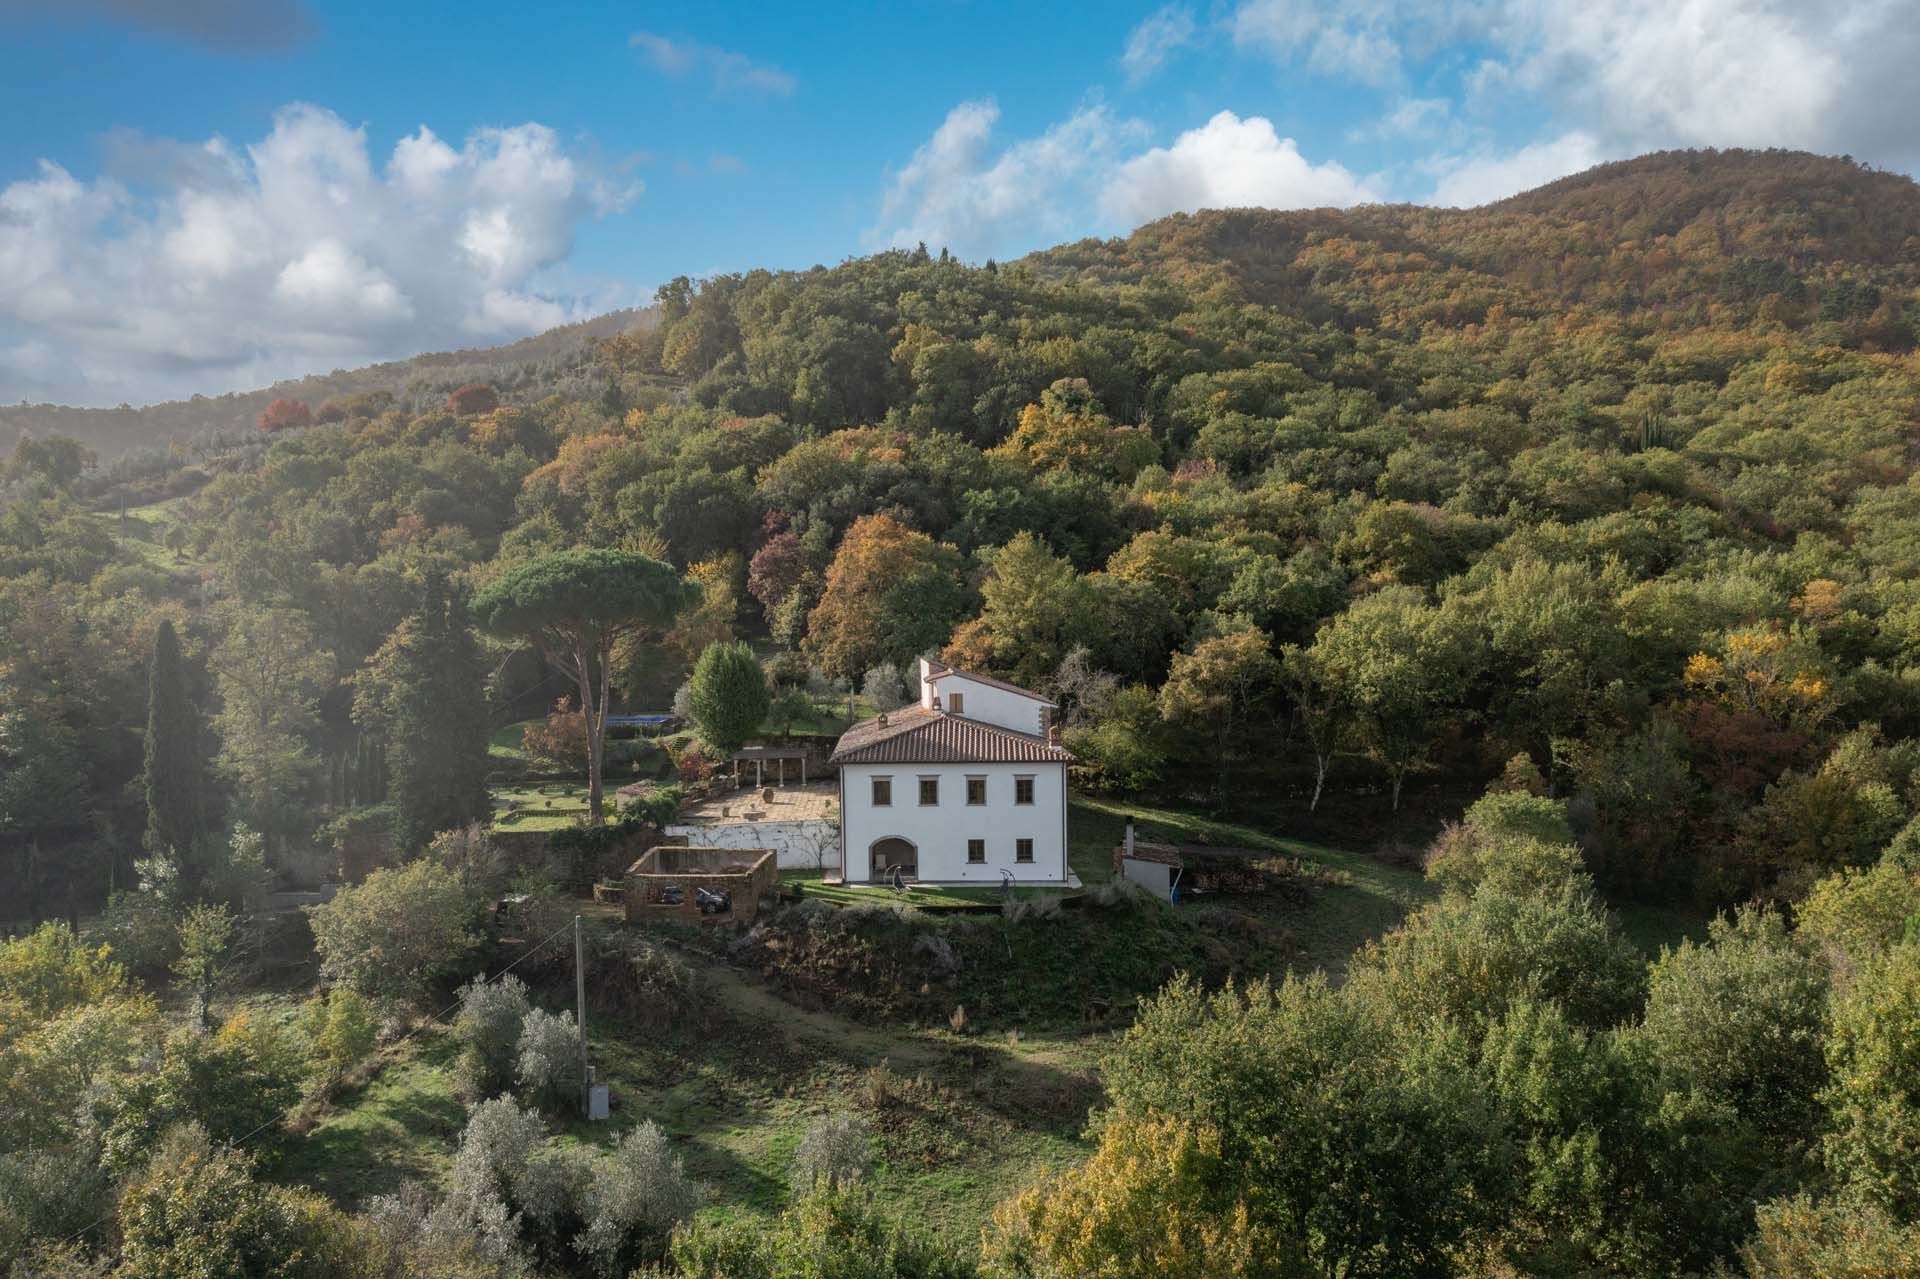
<box><xmin>870</xmin><ymin>837</ymin><xmax>917</xmax><ymax>880</ymax></box>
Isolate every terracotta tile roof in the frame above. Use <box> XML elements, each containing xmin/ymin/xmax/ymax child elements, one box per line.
<box><xmin>924</xmin><ymin>664</ymin><xmax>1056</xmax><ymax>705</ymax></box>
<box><xmin>829</xmin><ymin>705</ymin><xmax>1075</xmax><ymax>765</ymax></box>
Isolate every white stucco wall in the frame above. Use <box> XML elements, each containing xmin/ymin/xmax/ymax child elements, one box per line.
<box><xmin>838</xmin><ymin>761</ymin><xmax>1069</xmax><ymax>884</ymax></box>
<box><xmin>664</xmin><ymin>819</ymin><xmax>838</xmax><ymax>870</ymax></box>
<box><xmin>918</xmin><ymin>661</ymin><xmax>1050</xmax><ymax>735</ymax></box>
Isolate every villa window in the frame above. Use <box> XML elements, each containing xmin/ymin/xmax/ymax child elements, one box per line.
<box><xmin>918</xmin><ymin>776</ymin><xmax>940</xmax><ymax>806</ymax></box>
<box><xmin>966</xmin><ymin>776</ymin><xmax>986</xmax><ymax>805</ymax></box>
<box><xmin>967</xmin><ymin>838</ymin><xmax>986</xmax><ymax>864</ymax></box>
<box><xmin>1014</xmin><ymin>776</ymin><xmax>1035</xmax><ymax>805</ymax></box>
<box><xmin>1015</xmin><ymin>838</ymin><xmax>1034</xmax><ymax>863</ymax></box>
<box><xmin>949</xmin><ymin>692</ymin><xmax>965</xmax><ymax>715</ymax></box>
<box><xmin>871</xmin><ymin>776</ymin><xmax>892</xmax><ymax>807</ymax></box>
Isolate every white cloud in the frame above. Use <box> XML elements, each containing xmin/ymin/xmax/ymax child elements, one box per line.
<box><xmin>1348</xmin><ymin>96</ymin><xmax>1453</xmax><ymax>143</ymax></box>
<box><xmin>0</xmin><ymin>103</ymin><xmax>637</xmax><ymax>406</ymax></box>
<box><xmin>629</xmin><ymin>31</ymin><xmax>796</xmax><ymax>97</ymax></box>
<box><xmin>1122</xmin><ymin>6</ymin><xmax>1198</xmax><ymax>84</ymax></box>
<box><xmin>872</xmin><ymin>104</ymin><xmax>1378</xmax><ymax>259</ymax></box>
<box><xmin>1227</xmin><ymin>0</ymin><xmax>1920</xmax><ymax>178</ymax></box>
<box><xmin>872</xmin><ymin>100</ymin><xmax>1140</xmax><ymax>260</ymax></box>
<box><xmin>1488</xmin><ymin>0</ymin><xmax>1919</xmax><ymax>163</ymax></box>
<box><xmin>1230</xmin><ymin>0</ymin><xmax>1426</xmax><ymax>86</ymax></box>
<box><xmin>1105</xmin><ymin>111</ymin><xmax>1380</xmax><ymax>225</ymax></box>
<box><xmin>1425</xmin><ymin>129</ymin><xmax>1611</xmax><ymax>206</ymax></box>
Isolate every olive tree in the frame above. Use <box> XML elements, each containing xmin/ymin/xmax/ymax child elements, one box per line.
<box><xmin>472</xmin><ymin>550</ymin><xmax>691</xmax><ymax>822</ymax></box>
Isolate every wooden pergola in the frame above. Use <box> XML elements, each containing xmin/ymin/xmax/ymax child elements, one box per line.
<box><xmin>731</xmin><ymin>745</ymin><xmax>810</xmax><ymax>787</ymax></box>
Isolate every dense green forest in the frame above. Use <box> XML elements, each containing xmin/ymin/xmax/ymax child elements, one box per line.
<box><xmin>4</xmin><ymin>148</ymin><xmax>1920</xmax><ymax>1275</ymax></box>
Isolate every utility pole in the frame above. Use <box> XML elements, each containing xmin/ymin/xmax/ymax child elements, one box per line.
<box><xmin>574</xmin><ymin>914</ymin><xmax>589</xmax><ymax>1116</ymax></box>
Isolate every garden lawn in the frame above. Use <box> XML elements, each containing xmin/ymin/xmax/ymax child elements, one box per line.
<box><xmin>491</xmin><ymin>781</ymin><xmax>592</xmax><ymax>832</ymax></box>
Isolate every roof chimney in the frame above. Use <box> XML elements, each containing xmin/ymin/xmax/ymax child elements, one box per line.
<box><xmin>1047</xmin><ymin>722</ymin><xmax>1062</xmax><ymax>748</ymax></box>
<box><xmin>877</xmin><ymin>711</ymin><xmax>889</xmax><ymax>728</ymax></box>
<box><xmin>1125</xmin><ymin>818</ymin><xmax>1135</xmax><ymax>856</ymax></box>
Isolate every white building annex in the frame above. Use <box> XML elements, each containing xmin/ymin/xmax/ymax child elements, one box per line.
<box><xmin>829</xmin><ymin>659</ymin><xmax>1077</xmax><ymax>886</ymax></box>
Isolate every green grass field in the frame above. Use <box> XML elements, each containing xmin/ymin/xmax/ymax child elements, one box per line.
<box><xmin>111</xmin><ymin>495</ymin><xmax>204</xmax><ymax>572</ymax></box>
<box><xmin>491</xmin><ymin>781</ymin><xmax>592</xmax><ymax>831</ymax></box>
<box><xmin>275</xmin><ymin>945</ymin><xmax>1098</xmax><ymax>1244</ymax></box>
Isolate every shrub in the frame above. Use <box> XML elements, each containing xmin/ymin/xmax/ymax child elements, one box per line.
<box><xmin>171</xmin><ymin>902</ymin><xmax>235</xmax><ymax>1029</ymax></box>
<box><xmin>1632</xmin><ymin>908</ymin><xmax>1830</xmax><ymax>1153</ymax></box>
<box><xmin>1821</xmin><ymin>942</ymin><xmax>1920</xmax><ymax>1216</ymax></box>
<box><xmin>86</xmin><ymin>891</ymin><xmax>181</xmax><ymax>982</ymax></box>
<box><xmin>428</xmin><ymin>823</ymin><xmax>510</xmax><ymax>899</ymax></box>
<box><xmin>1101</xmin><ymin>975</ymin><xmax>1503</xmax><ymax>1279</ymax></box>
<box><xmin>0</xmin><ymin>1141</ymin><xmax>112</xmax><ymax>1266</ymax></box>
<box><xmin>427</xmin><ymin>1097</ymin><xmax>549</xmax><ymax>1271</ymax></box>
<box><xmin>521</xmin><ymin>697</ymin><xmax>590</xmax><ymax>772</ymax></box>
<box><xmin>671</xmin><ymin>1187</ymin><xmax>972</xmax><ymax>1279</ymax></box>
<box><xmin>670</xmin><ymin>741</ymin><xmax>715</xmax><ymax>784</ymax></box>
<box><xmin>1425</xmin><ymin>829</ymin><xmax>1588</xmax><ymax>900</ymax></box>
<box><xmin>1462</xmin><ymin>790</ymin><xmax>1575</xmax><ymax>845</ymax></box>
<box><xmin>575</xmin><ymin>1121</ymin><xmax>700</xmax><ymax>1276</ymax></box>
<box><xmin>0</xmin><ymin>922</ymin><xmax>128</xmax><ymax>1024</ymax></box>
<box><xmin>4</xmin><ymin>995</ymin><xmax>161</xmax><ymax>1148</ymax></box>
<box><xmin>1349</xmin><ymin>879</ymin><xmax>1645</xmax><ymax>1031</ymax></box>
<box><xmin>588</xmin><ymin>930</ymin><xmax>699</xmax><ymax>1029</ymax></box>
<box><xmin>300</xmin><ymin>988</ymin><xmax>379</xmax><ymax>1081</ymax></box>
<box><xmin>307</xmin><ymin>858</ymin><xmax>482</xmax><ymax>1006</ymax></box>
<box><xmin>100</xmin><ymin>1014</ymin><xmax>305</xmax><ymax>1175</ymax></box>
<box><xmin>983</xmin><ymin>1112</ymin><xmax>1285</xmax><ymax>1279</ymax></box>
<box><xmin>116</xmin><ymin>1124</ymin><xmax>356</xmax><ymax>1279</ymax></box>
<box><xmin>514</xmin><ymin>1008</ymin><xmax>585</xmax><ymax>1114</ymax></box>
<box><xmin>619</xmin><ymin>783</ymin><xmax>684</xmax><ymax>828</ymax></box>
<box><xmin>790</xmin><ymin>1112</ymin><xmax>874</xmax><ymax>1194</ymax></box>
<box><xmin>1798</xmin><ymin>861</ymin><xmax>1920</xmax><ymax>970</ymax></box>
<box><xmin>452</xmin><ymin>976</ymin><xmax>531</xmax><ymax>1101</ymax></box>
<box><xmin>1741</xmin><ymin>1193</ymin><xmax>1920</xmax><ymax>1278</ymax></box>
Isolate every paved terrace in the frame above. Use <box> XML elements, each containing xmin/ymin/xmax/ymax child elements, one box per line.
<box><xmin>679</xmin><ymin>779</ymin><xmax>838</xmax><ymax>825</ymax></box>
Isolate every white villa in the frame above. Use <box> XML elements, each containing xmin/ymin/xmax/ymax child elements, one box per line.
<box><xmin>828</xmin><ymin>659</ymin><xmax>1076</xmax><ymax>886</ymax></box>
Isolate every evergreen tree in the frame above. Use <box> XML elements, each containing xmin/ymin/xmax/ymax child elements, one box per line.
<box><xmin>688</xmin><ymin>640</ymin><xmax>771</xmax><ymax>757</ymax></box>
<box><xmin>355</xmin><ymin>571</ymin><xmax>493</xmax><ymax>851</ymax></box>
<box><xmin>142</xmin><ymin>619</ymin><xmax>210</xmax><ymax>877</ymax></box>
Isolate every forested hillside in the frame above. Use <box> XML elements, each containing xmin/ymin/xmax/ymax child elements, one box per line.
<box><xmin>6</xmin><ymin>148</ymin><xmax>1920</xmax><ymax>1274</ymax></box>
<box><xmin>12</xmin><ymin>146</ymin><xmax>1920</xmax><ymax>899</ymax></box>
<box><xmin>0</xmin><ymin>306</ymin><xmax>654</xmax><ymax>461</ymax></box>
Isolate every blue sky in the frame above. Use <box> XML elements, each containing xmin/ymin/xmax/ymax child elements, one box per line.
<box><xmin>3</xmin><ymin>0</ymin><xmax>1917</xmax><ymax>406</ymax></box>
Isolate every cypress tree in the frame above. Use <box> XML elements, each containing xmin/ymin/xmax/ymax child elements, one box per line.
<box><xmin>143</xmin><ymin>619</ymin><xmax>210</xmax><ymax>869</ymax></box>
<box><xmin>357</xmin><ymin>571</ymin><xmax>493</xmax><ymax>851</ymax></box>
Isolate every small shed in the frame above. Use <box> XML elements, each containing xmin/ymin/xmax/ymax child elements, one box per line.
<box><xmin>624</xmin><ymin>845</ymin><xmax>777</xmax><ymax>925</ymax></box>
<box><xmin>1115</xmin><ymin>842</ymin><xmax>1185</xmax><ymax>902</ymax></box>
